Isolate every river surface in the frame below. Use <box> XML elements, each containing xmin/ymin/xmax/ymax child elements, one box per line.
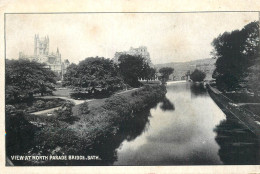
<box><xmin>113</xmin><ymin>82</ymin><xmax>260</xmax><ymax>165</ymax></box>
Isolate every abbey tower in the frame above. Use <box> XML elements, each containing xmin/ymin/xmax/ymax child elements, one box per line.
<box><xmin>34</xmin><ymin>34</ymin><xmax>49</xmax><ymax>57</ymax></box>
<box><xmin>19</xmin><ymin>34</ymin><xmax>70</xmax><ymax>79</ymax></box>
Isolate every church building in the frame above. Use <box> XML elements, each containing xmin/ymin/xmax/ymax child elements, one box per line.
<box><xmin>113</xmin><ymin>46</ymin><xmax>152</xmax><ymax>66</ymax></box>
<box><xmin>19</xmin><ymin>34</ymin><xmax>70</xmax><ymax>79</ymax></box>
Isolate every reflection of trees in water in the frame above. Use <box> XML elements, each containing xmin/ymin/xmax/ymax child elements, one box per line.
<box><xmin>74</xmin><ymin>108</ymin><xmax>152</xmax><ymax>165</ymax></box>
<box><xmin>214</xmin><ymin>115</ymin><xmax>260</xmax><ymax>165</ymax></box>
<box><xmin>160</xmin><ymin>98</ymin><xmax>175</xmax><ymax>111</ymax></box>
<box><xmin>190</xmin><ymin>83</ymin><xmax>207</xmax><ymax>97</ymax></box>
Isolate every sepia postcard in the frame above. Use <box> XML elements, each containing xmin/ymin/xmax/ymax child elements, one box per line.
<box><xmin>1</xmin><ymin>0</ymin><xmax>260</xmax><ymax>173</ymax></box>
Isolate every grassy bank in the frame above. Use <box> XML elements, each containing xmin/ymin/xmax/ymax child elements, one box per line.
<box><xmin>16</xmin><ymin>84</ymin><xmax>166</xmax><ymax>165</ymax></box>
<box><xmin>8</xmin><ymin>98</ymin><xmax>66</xmax><ymax>113</ymax></box>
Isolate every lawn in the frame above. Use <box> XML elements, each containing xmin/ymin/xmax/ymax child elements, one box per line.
<box><xmin>53</xmin><ymin>88</ymin><xmax>73</xmax><ymax>97</ymax></box>
<box><xmin>11</xmin><ymin>98</ymin><xmax>66</xmax><ymax>113</ymax></box>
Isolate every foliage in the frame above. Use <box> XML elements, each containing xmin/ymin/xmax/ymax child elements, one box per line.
<box><xmin>12</xmin><ymin>98</ymin><xmax>66</xmax><ymax>113</ymax></box>
<box><xmin>16</xmin><ymin>85</ymin><xmax>166</xmax><ymax>165</ymax></box>
<box><xmin>35</xmin><ymin>100</ymin><xmax>46</xmax><ymax>109</ymax></box>
<box><xmin>118</xmin><ymin>54</ymin><xmax>154</xmax><ymax>87</ymax></box>
<box><xmin>160</xmin><ymin>98</ymin><xmax>175</xmax><ymax>111</ymax></box>
<box><xmin>6</xmin><ymin>105</ymin><xmax>36</xmax><ymax>158</ymax></box>
<box><xmin>211</xmin><ymin>21</ymin><xmax>259</xmax><ymax>91</ymax></box>
<box><xmin>6</xmin><ymin>59</ymin><xmax>57</xmax><ymax>103</ymax></box>
<box><xmin>54</xmin><ymin>101</ymin><xmax>75</xmax><ymax>122</ymax></box>
<box><xmin>78</xmin><ymin>102</ymin><xmax>90</xmax><ymax>114</ymax></box>
<box><xmin>190</xmin><ymin>69</ymin><xmax>206</xmax><ymax>82</ymax></box>
<box><xmin>63</xmin><ymin>57</ymin><xmax>124</xmax><ymax>94</ymax></box>
<box><xmin>62</xmin><ymin>63</ymin><xmax>79</xmax><ymax>87</ymax></box>
<box><xmin>141</xmin><ymin>63</ymin><xmax>156</xmax><ymax>81</ymax></box>
<box><xmin>158</xmin><ymin>67</ymin><xmax>174</xmax><ymax>83</ymax></box>
<box><xmin>245</xmin><ymin>59</ymin><xmax>260</xmax><ymax>95</ymax></box>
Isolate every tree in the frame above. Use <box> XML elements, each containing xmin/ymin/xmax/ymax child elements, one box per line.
<box><xmin>158</xmin><ymin>67</ymin><xmax>174</xmax><ymax>84</ymax></box>
<box><xmin>6</xmin><ymin>59</ymin><xmax>57</xmax><ymax>103</ymax></box>
<box><xmin>63</xmin><ymin>57</ymin><xmax>124</xmax><ymax>93</ymax></box>
<box><xmin>141</xmin><ymin>62</ymin><xmax>156</xmax><ymax>82</ymax></box>
<box><xmin>211</xmin><ymin>21</ymin><xmax>259</xmax><ymax>91</ymax></box>
<box><xmin>190</xmin><ymin>69</ymin><xmax>206</xmax><ymax>82</ymax></box>
<box><xmin>118</xmin><ymin>54</ymin><xmax>147</xmax><ymax>87</ymax></box>
<box><xmin>62</xmin><ymin>63</ymin><xmax>79</xmax><ymax>87</ymax></box>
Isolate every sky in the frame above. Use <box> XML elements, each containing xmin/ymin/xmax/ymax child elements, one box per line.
<box><xmin>6</xmin><ymin>12</ymin><xmax>259</xmax><ymax>64</ymax></box>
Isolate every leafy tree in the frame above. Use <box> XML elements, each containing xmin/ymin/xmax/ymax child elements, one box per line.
<box><xmin>190</xmin><ymin>69</ymin><xmax>206</xmax><ymax>82</ymax></box>
<box><xmin>142</xmin><ymin>64</ymin><xmax>156</xmax><ymax>82</ymax></box>
<box><xmin>118</xmin><ymin>54</ymin><xmax>147</xmax><ymax>87</ymax></box>
<box><xmin>211</xmin><ymin>21</ymin><xmax>259</xmax><ymax>91</ymax></box>
<box><xmin>158</xmin><ymin>67</ymin><xmax>174</xmax><ymax>84</ymax></box>
<box><xmin>63</xmin><ymin>57</ymin><xmax>124</xmax><ymax>93</ymax></box>
<box><xmin>62</xmin><ymin>63</ymin><xmax>79</xmax><ymax>87</ymax></box>
<box><xmin>6</xmin><ymin>59</ymin><xmax>57</xmax><ymax>103</ymax></box>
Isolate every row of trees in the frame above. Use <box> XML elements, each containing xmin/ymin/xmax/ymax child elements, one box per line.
<box><xmin>211</xmin><ymin>21</ymin><xmax>260</xmax><ymax>92</ymax></box>
<box><xmin>6</xmin><ymin>55</ymin><xmax>175</xmax><ymax>103</ymax></box>
<box><xmin>63</xmin><ymin>55</ymin><xmax>157</xmax><ymax>93</ymax></box>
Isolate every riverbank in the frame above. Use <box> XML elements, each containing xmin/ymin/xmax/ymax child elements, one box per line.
<box><xmin>207</xmin><ymin>84</ymin><xmax>260</xmax><ymax>137</ymax></box>
<box><xmin>15</xmin><ymin>84</ymin><xmax>166</xmax><ymax>165</ymax></box>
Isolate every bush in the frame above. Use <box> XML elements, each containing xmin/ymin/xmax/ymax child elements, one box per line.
<box><xmin>54</xmin><ymin>101</ymin><xmax>75</xmax><ymax>121</ymax></box>
<box><xmin>45</xmin><ymin>101</ymin><xmax>54</xmax><ymax>108</ymax></box>
<box><xmin>6</xmin><ymin>105</ymin><xmax>36</xmax><ymax>159</ymax></box>
<box><xmin>78</xmin><ymin>102</ymin><xmax>90</xmax><ymax>114</ymax></box>
<box><xmin>34</xmin><ymin>100</ymin><xmax>45</xmax><ymax>109</ymax></box>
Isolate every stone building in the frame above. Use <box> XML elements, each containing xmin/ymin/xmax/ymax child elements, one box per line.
<box><xmin>113</xmin><ymin>46</ymin><xmax>152</xmax><ymax>65</ymax></box>
<box><xmin>19</xmin><ymin>34</ymin><xmax>70</xmax><ymax>79</ymax></box>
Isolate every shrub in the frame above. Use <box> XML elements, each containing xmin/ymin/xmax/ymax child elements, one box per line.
<box><xmin>45</xmin><ymin>101</ymin><xmax>54</xmax><ymax>108</ymax></box>
<box><xmin>6</xmin><ymin>105</ymin><xmax>36</xmax><ymax>158</ymax></box>
<box><xmin>35</xmin><ymin>100</ymin><xmax>45</xmax><ymax>109</ymax></box>
<box><xmin>78</xmin><ymin>102</ymin><xmax>90</xmax><ymax>114</ymax></box>
<box><xmin>54</xmin><ymin>101</ymin><xmax>75</xmax><ymax>121</ymax></box>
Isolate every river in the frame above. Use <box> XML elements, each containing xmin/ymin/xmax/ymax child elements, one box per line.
<box><xmin>112</xmin><ymin>82</ymin><xmax>260</xmax><ymax>165</ymax></box>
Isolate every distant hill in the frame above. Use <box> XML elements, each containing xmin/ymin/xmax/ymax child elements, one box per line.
<box><xmin>155</xmin><ymin>58</ymin><xmax>216</xmax><ymax>81</ymax></box>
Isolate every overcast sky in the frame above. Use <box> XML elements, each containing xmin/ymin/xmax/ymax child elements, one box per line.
<box><xmin>6</xmin><ymin>12</ymin><xmax>258</xmax><ymax>64</ymax></box>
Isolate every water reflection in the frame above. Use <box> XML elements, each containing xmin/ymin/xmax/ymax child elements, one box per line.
<box><xmin>78</xmin><ymin>82</ymin><xmax>259</xmax><ymax>165</ymax></box>
<box><xmin>160</xmin><ymin>98</ymin><xmax>175</xmax><ymax>111</ymax></box>
<box><xmin>190</xmin><ymin>83</ymin><xmax>207</xmax><ymax>98</ymax></box>
<box><xmin>214</xmin><ymin>114</ymin><xmax>260</xmax><ymax>165</ymax></box>
<box><xmin>114</xmin><ymin>82</ymin><xmax>224</xmax><ymax>165</ymax></box>
<box><xmin>75</xmin><ymin>108</ymin><xmax>153</xmax><ymax>165</ymax></box>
